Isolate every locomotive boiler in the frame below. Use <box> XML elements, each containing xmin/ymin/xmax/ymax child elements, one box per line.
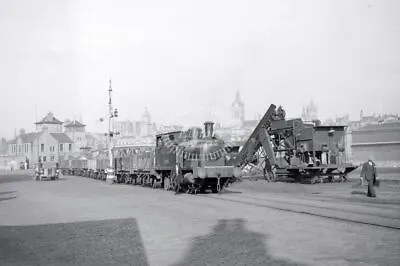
<box><xmin>156</xmin><ymin>121</ymin><xmax>242</xmax><ymax>193</ymax></box>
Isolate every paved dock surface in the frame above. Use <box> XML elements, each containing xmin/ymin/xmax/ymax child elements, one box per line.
<box><xmin>1</xmin><ymin>174</ymin><xmax>400</xmax><ymax>266</ymax></box>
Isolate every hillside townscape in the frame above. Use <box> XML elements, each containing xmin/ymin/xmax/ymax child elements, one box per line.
<box><xmin>1</xmin><ymin>91</ymin><xmax>399</xmax><ymax>170</ymax></box>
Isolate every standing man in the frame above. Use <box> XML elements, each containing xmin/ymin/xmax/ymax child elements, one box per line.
<box><xmin>360</xmin><ymin>156</ymin><xmax>377</xmax><ymax>197</ymax></box>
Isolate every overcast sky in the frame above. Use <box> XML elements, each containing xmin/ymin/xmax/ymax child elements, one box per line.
<box><xmin>1</xmin><ymin>0</ymin><xmax>399</xmax><ymax>138</ymax></box>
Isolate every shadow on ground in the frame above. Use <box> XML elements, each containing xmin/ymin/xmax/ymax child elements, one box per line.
<box><xmin>0</xmin><ymin>175</ymin><xmax>33</xmax><ymax>184</ymax></box>
<box><xmin>0</xmin><ymin>218</ymin><xmax>149</xmax><ymax>266</ymax></box>
<box><xmin>351</xmin><ymin>190</ymin><xmax>367</xmax><ymax>196</ymax></box>
<box><xmin>220</xmin><ymin>189</ymin><xmax>242</xmax><ymax>194</ymax></box>
<box><xmin>0</xmin><ymin>191</ymin><xmax>17</xmax><ymax>195</ymax></box>
<box><xmin>171</xmin><ymin>218</ymin><xmax>308</xmax><ymax>266</ymax></box>
<box><xmin>0</xmin><ymin>196</ymin><xmax>17</xmax><ymax>202</ymax></box>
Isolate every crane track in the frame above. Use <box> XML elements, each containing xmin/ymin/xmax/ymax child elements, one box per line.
<box><xmin>226</xmin><ymin>194</ymin><xmax>400</xmax><ymax>220</ymax></box>
<box><xmin>72</xmin><ymin>176</ymin><xmax>400</xmax><ymax>230</ymax></box>
<box><xmin>196</xmin><ymin>193</ymin><xmax>400</xmax><ymax>231</ymax></box>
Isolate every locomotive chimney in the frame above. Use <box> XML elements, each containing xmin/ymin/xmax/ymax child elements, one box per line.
<box><xmin>204</xmin><ymin>121</ymin><xmax>214</xmax><ymax>138</ymax></box>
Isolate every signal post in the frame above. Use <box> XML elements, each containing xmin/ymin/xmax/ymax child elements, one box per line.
<box><xmin>104</xmin><ymin>79</ymin><xmax>119</xmax><ymax>184</ymax></box>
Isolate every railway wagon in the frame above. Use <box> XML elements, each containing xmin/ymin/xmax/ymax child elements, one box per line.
<box><xmin>70</xmin><ymin>157</ymin><xmax>88</xmax><ymax>177</ymax></box>
<box><xmin>97</xmin><ymin>157</ymin><xmax>109</xmax><ymax>180</ymax></box>
<box><xmin>61</xmin><ymin>122</ymin><xmax>242</xmax><ymax>194</ymax></box>
<box><xmin>113</xmin><ymin>145</ymin><xmax>156</xmax><ymax>185</ymax></box>
<box><xmin>86</xmin><ymin>158</ymin><xmax>97</xmax><ymax>179</ymax></box>
<box><xmin>59</xmin><ymin>159</ymin><xmax>71</xmax><ymax>175</ymax></box>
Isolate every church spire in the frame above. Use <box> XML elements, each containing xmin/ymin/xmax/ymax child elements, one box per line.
<box><xmin>232</xmin><ymin>90</ymin><xmax>244</xmax><ymax>107</ymax></box>
<box><xmin>235</xmin><ymin>90</ymin><xmax>241</xmax><ymax>101</ymax></box>
<box><xmin>231</xmin><ymin>90</ymin><xmax>245</xmax><ymax>125</ymax></box>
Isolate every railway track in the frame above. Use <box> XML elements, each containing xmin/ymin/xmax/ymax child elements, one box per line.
<box><xmin>196</xmin><ymin>192</ymin><xmax>400</xmax><ymax>230</ymax></box>
<box><xmin>68</xmin><ymin>174</ymin><xmax>400</xmax><ymax>230</ymax></box>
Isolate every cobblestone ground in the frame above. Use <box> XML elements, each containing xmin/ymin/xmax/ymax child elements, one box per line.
<box><xmin>1</xmin><ymin>174</ymin><xmax>399</xmax><ymax>266</ymax></box>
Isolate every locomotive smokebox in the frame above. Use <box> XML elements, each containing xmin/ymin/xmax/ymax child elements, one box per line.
<box><xmin>204</xmin><ymin>121</ymin><xmax>214</xmax><ymax>138</ymax></box>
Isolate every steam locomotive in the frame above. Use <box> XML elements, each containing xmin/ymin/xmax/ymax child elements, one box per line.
<box><xmin>60</xmin><ymin>103</ymin><xmax>358</xmax><ymax>188</ymax></box>
<box><xmin>59</xmin><ymin>121</ymin><xmax>242</xmax><ymax>194</ymax></box>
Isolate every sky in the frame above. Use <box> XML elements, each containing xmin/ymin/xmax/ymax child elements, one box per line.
<box><xmin>0</xmin><ymin>0</ymin><xmax>399</xmax><ymax>138</ymax></box>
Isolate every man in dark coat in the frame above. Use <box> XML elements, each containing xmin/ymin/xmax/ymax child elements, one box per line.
<box><xmin>360</xmin><ymin>156</ymin><xmax>377</xmax><ymax>197</ymax></box>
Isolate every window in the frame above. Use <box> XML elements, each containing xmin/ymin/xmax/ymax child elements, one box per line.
<box><xmin>49</xmin><ymin>145</ymin><xmax>55</xmax><ymax>152</ymax></box>
<box><xmin>59</xmin><ymin>144</ymin><xmax>63</xmax><ymax>152</ymax></box>
<box><xmin>41</xmin><ymin>144</ymin><xmax>44</xmax><ymax>153</ymax></box>
<box><xmin>69</xmin><ymin>144</ymin><xmax>72</xmax><ymax>151</ymax></box>
<box><xmin>50</xmin><ymin>155</ymin><xmax>55</xmax><ymax>161</ymax></box>
<box><xmin>43</xmin><ymin>156</ymin><xmax>47</xmax><ymax>162</ymax></box>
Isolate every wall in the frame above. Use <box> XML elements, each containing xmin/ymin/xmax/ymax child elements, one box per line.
<box><xmin>66</xmin><ymin>130</ymin><xmax>85</xmax><ymax>153</ymax></box>
<box><xmin>33</xmin><ymin>133</ymin><xmax>72</xmax><ymax>163</ymax></box>
<box><xmin>35</xmin><ymin>123</ymin><xmax>63</xmax><ymax>133</ymax></box>
<box><xmin>35</xmin><ymin>133</ymin><xmax>58</xmax><ymax>162</ymax></box>
<box><xmin>351</xmin><ymin>143</ymin><xmax>400</xmax><ymax>167</ymax></box>
<box><xmin>350</xmin><ymin>124</ymin><xmax>400</xmax><ymax>166</ymax></box>
<box><xmin>352</xmin><ymin>128</ymin><xmax>400</xmax><ymax>143</ymax></box>
<box><xmin>7</xmin><ymin>138</ymin><xmax>33</xmax><ymax>165</ymax></box>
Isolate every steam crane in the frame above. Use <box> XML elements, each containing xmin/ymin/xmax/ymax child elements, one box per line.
<box><xmin>227</xmin><ymin>104</ymin><xmax>358</xmax><ymax>183</ymax></box>
<box><xmin>227</xmin><ymin>104</ymin><xmax>286</xmax><ymax>180</ymax></box>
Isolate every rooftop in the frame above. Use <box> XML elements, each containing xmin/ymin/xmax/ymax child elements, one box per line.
<box><xmin>9</xmin><ymin>132</ymin><xmax>42</xmax><ymax>144</ymax></box>
<box><xmin>49</xmin><ymin>133</ymin><xmax>73</xmax><ymax>143</ymax></box>
<box><xmin>64</xmin><ymin>120</ymin><xmax>86</xmax><ymax>128</ymax></box>
<box><xmin>35</xmin><ymin>112</ymin><xmax>63</xmax><ymax>125</ymax></box>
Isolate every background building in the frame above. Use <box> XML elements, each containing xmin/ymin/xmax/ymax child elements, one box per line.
<box><xmin>301</xmin><ymin>100</ymin><xmax>318</xmax><ymax>122</ymax></box>
<box><xmin>0</xmin><ymin>138</ymin><xmax>7</xmax><ymax>155</ymax></box>
<box><xmin>35</xmin><ymin>112</ymin><xmax>63</xmax><ymax>133</ymax></box>
<box><xmin>64</xmin><ymin>119</ymin><xmax>87</xmax><ymax>153</ymax></box>
<box><xmin>140</xmin><ymin>107</ymin><xmax>154</xmax><ymax>137</ymax></box>
<box><xmin>231</xmin><ymin>91</ymin><xmax>245</xmax><ymax>127</ymax></box>
<box><xmin>113</xmin><ymin>120</ymin><xmax>135</xmax><ymax>136</ymax></box>
<box><xmin>7</xmin><ymin>112</ymin><xmax>74</xmax><ymax>168</ymax></box>
<box><xmin>350</xmin><ymin>118</ymin><xmax>400</xmax><ymax>167</ymax></box>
